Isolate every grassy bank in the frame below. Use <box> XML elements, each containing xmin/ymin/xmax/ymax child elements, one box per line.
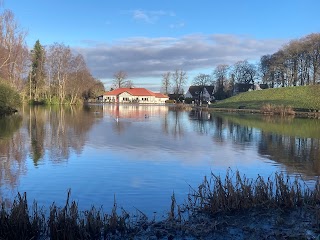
<box><xmin>211</xmin><ymin>85</ymin><xmax>320</xmax><ymax>111</ymax></box>
<box><xmin>1</xmin><ymin>171</ymin><xmax>320</xmax><ymax>239</ymax></box>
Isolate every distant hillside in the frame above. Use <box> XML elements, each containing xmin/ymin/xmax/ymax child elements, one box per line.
<box><xmin>211</xmin><ymin>85</ymin><xmax>320</xmax><ymax>111</ymax></box>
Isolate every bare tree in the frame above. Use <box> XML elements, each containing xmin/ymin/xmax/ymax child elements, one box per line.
<box><xmin>0</xmin><ymin>10</ymin><xmax>28</xmax><ymax>89</ymax></box>
<box><xmin>113</xmin><ymin>70</ymin><xmax>128</xmax><ymax>88</ymax></box>
<box><xmin>46</xmin><ymin>43</ymin><xmax>72</xmax><ymax>103</ymax></box>
<box><xmin>172</xmin><ymin>69</ymin><xmax>187</xmax><ymax>94</ymax></box>
<box><xmin>161</xmin><ymin>71</ymin><xmax>171</xmax><ymax>94</ymax></box>
<box><xmin>231</xmin><ymin>60</ymin><xmax>257</xmax><ymax>84</ymax></box>
<box><xmin>213</xmin><ymin>64</ymin><xmax>229</xmax><ymax>88</ymax></box>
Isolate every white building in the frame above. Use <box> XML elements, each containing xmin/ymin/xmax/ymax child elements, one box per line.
<box><xmin>100</xmin><ymin>88</ymin><xmax>169</xmax><ymax>104</ymax></box>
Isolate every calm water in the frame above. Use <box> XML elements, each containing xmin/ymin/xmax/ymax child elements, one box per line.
<box><xmin>0</xmin><ymin>104</ymin><xmax>320</xmax><ymax>216</ymax></box>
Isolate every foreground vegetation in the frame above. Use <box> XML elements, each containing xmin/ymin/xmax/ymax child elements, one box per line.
<box><xmin>0</xmin><ymin>82</ymin><xmax>21</xmax><ymax>115</ymax></box>
<box><xmin>1</xmin><ymin>171</ymin><xmax>320</xmax><ymax>239</ymax></box>
<box><xmin>211</xmin><ymin>85</ymin><xmax>320</xmax><ymax>111</ymax></box>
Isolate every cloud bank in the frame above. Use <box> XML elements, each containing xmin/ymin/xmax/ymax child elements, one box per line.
<box><xmin>75</xmin><ymin>34</ymin><xmax>286</xmax><ymax>86</ymax></box>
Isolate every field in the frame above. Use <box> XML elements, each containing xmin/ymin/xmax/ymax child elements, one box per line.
<box><xmin>211</xmin><ymin>85</ymin><xmax>320</xmax><ymax>111</ymax></box>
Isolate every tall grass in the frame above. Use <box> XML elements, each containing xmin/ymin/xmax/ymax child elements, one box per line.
<box><xmin>187</xmin><ymin>170</ymin><xmax>319</xmax><ymax>215</ymax></box>
<box><xmin>1</xmin><ymin>171</ymin><xmax>320</xmax><ymax>239</ymax></box>
<box><xmin>260</xmin><ymin>104</ymin><xmax>295</xmax><ymax>116</ymax></box>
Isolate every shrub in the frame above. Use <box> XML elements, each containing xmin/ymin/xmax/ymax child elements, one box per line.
<box><xmin>0</xmin><ymin>82</ymin><xmax>21</xmax><ymax>115</ymax></box>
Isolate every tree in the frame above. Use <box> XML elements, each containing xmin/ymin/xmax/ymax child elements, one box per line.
<box><xmin>192</xmin><ymin>73</ymin><xmax>211</xmax><ymax>103</ymax></box>
<box><xmin>46</xmin><ymin>43</ymin><xmax>72</xmax><ymax>103</ymax></box>
<box><xmin>113</xmin><ymin>70</ymin><xmax>128</xmax><ymax>89</ymax></box>
<box><xmin>231</xmin><ymin>60</ymin><xmax>257</xmax><ymax>84</ymax></box>
<box><xmin>213</xmin><ymin>64</ymin><xmax>229</xmax><ymax>88</ymax></box>
<box><xmin>86</xmin><ymin>79</ymin><xmax>105</xmax><ymax>100</ymax></box>
<box><xmin>172</xmin><ymin>69</ymin><xmax>187</xmax><ymax>94</ymax></box>
<box><xmin>161</xmin><ymin>71</ymin><xmax>171</xmax><ymax>94</ymax></box>
<box><xmin>30</xmin><ymin>40</ymin><xmax>46</xmax><ymax>101</ymax></box>
<box><xmin>0</xmin><ymin>10</ymin><xmax>28</xmax><ymax>90</ymax></box>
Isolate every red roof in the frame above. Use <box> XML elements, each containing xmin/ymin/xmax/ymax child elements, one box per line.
<box><xmin>104</xmin><ymin>88</ymin><xmax>168</xmax><ymax>98</ymax></box>
<box><xmin>154</xmin><ymin>93</ymin><xmax>168</xmax><ymax>98</ymax></box>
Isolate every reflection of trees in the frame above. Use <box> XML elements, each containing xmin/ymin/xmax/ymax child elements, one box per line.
<box><xmin>165</xmin><ymin>110</ymin><xmax>185</xmax><ymax>138</ymax></box>
<box><xmin>212</xmin><ymin>116</ymin><xmax>225</xmax><ymax>143</ymax></box>
<box><xmin>44</xmin><ymin>105</ymin><xmax>99</xmax><ymax>163</ymax></box>
<box><xmin>189</xmin><ymin>110</ymin><xmax>213</xmax><ymax>135</ymax></box>
<box><xmin>210</xmin><ymin>113</ymin><xmax>320</xmax><ymax>177</ymax></box>
<box><xmin>29</xmin><ymin>106</ymin><xmax>45</xmax><ymax>165</ymax></box>
<box><xmin>259</xmin><ymin>133</ymin><xmax>320</xmax><ymax>176</ymax></box>
<box><xmin>211</xmin><ymin>116</ymin><xmax>254</xmax><ymax>147</ymax></box>
<box><xmin>0</xmin><ymin>115</ymin><xmax>27</xmax><ymax>198</ymax></box>
<box><xmin>231</xmin><ymin>125</ymin><xmax>253</xmax><ymax>145</ymax></box>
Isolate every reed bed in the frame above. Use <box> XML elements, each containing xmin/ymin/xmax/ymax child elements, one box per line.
<box><xmin>1</xmin><ymin>171</ymin><xmax>320</xmax><ymax>239</ymax></box>
<box><xmin>260</xmin><ymin>104</ymin><xmax>295</xmax><ymax>116</ymax></box>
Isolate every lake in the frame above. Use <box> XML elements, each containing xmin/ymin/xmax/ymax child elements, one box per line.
<box><xmin>0</xmin><ymin>104</ymin><xmax>320</xmax><ymax>217</ymax></box>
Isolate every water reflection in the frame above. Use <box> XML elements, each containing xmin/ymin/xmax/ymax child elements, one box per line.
<box><xmin>0</xmin><ymin>115</ymin><xmax>26</xmax><ymax>206</ymax></box>
<box><xmin>0</xmin><ymin>105</ymin><xmax>320</xmax><ymax>213</ymax></box>
<box><xmin>212</xmin><ymin>113</ymin><xmax>320</xmax><ymax>178</ymax></box>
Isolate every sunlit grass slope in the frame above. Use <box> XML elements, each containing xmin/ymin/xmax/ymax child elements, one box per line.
<box><xmin>212</xmin><ymin>85</ymin><xmax>320</xmax><ymax>110</ymax></box>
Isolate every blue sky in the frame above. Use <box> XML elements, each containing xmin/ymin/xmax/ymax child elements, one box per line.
<box><xmin>4</xmin><ymin>0</ymin><xmax>320</xmax><ymax>91</ymax></box>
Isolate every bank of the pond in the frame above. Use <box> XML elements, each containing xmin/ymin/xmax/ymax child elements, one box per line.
<box><xmin>206</xmin><ymin>85</ymin><xmax>320</xmax><ymax>118</ymax></box>
<box><xmin>1</xmin><ymin>171</ymin><xmax>320</xmax><ymax>239</ymax></box>
<box><xmin>207</xmin><ymin>106</ymin><xmax>320</xmax><ymax>118</ymax></box>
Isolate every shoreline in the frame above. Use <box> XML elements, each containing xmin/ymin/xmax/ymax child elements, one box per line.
<box><xmin>191</xmin><ymin>105</ymin><xmax>320</xmax><ymax>119</ymax></box>
<box><xmin>1</xmin><ymin>171</ymin><xmax>320</xmax><ymax>239</ymax></box>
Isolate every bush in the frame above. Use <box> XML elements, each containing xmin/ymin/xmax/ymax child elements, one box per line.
<box><xmin>0</xmin><ymin>82</ymin><xmax>21</xmax><ymax>115</ymax></box>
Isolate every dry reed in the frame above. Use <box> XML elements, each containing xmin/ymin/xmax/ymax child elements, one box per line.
<box><xmin>186</xmin><ymin>170</ymin><xmax>319</xmax><ymax>215</ymax></box>
<box><xmin>260</xmin><ymin>104</ymin><xmax>295</xmax><ymax>116</ymax></box>
<box><xmin>1</xmin><ymin>171</ymin><xmax>320</xmax><ymax>239</ymax></box>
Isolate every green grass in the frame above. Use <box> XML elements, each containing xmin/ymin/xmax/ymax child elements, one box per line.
<box><xmin>211</xmin><ymin>85</ymin><xmax>320</xmax><ymax>110</ymax></box>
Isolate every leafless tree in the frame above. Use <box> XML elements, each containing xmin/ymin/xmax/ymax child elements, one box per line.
<box><xmin>113</xmin><ymin>70</ymin><xmax>128</xmax><ymax>89</ymax></box>
<box><xmin>192</xmin><ymin>73</ymin><xmax>212</xmax><ymax>102</ymax></box>
<box><xmin>46</xmin><ymin>43</ymin><xmax>72</xmax><ymax>103</ymax></box>
<box><xmin>231</xmin><ymin>60</ymin><xmax>257</xmax><ymax>84</ymax></box>
<box><xmin>213</xmin><ymin>64</ymin><xmax>229</xmax><ymax>88</ymax></box>
<box><xmin>161</xmin><ymin>71</ymin><xmax>171</xmax><ymax>94</ymax></box>
<box><xmin>0</xmin><ymin>10</ymin><xmax>28</xmax><ymax>89</ymax></box>
<box><xmin>172</xmin><ymin>69</ymin><xmax>187</xmax><ymax>94</ymax></box>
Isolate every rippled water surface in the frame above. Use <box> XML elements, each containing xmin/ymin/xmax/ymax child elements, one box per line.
<box><xmin>0</xmin><ymin>104</ymin><xmax>320</xmax><ymax>216</ymax></box>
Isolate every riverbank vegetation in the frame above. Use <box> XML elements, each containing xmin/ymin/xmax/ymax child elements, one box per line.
<box><xmin>0</xmin><ymin>9</ymin><xmax>104</xmax><ymax>111</ymax></box>
<box><xmin>211</xmin><ymin>85</ymin><xmax>320</xmax><ymax>112</ymax></box>
<box><xmin>1</xmin><ymin>171</ymin><xmax>320</xmax><ymax>239</ymax></box>
<box><xmin>0</xmin><ymin>82</ymin><xmax>21</xmax><ymax>115</ymax></box>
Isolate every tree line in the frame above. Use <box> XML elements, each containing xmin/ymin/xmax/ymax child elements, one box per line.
<box><xmin>0</xmin><ymin>9</ymin><xmax>104</xmax><ymax>105</ymax></box>
<box><xmin>160</xmin><ymin>33</ymin><xmax>320</xmax><ymax>100</ymax></box>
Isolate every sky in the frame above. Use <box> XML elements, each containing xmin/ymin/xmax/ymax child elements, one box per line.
<box><xmin>4</xmin><ymin>0</ymin><xmax>320</xmax><ymax>91</ymax></box>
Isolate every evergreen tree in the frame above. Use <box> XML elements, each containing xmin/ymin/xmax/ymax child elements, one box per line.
<box><xmin>30</xmin><ymin>40</ymin><xmax>46</xmax><ymax>102</ymax></box>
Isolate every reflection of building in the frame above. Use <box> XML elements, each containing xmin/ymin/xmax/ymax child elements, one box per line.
<box><xmin>102</xmin><ymin>104</ymin><xmax>169</xmax><ymax>119</ymax></box>
<box><xmin>99</xmin><ymin>88</ymin><xmax>169</xmax><ymax>104</ymax></box>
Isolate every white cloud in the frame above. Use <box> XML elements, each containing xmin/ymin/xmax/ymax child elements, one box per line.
<box><xmin>76</xmin><ymin>34</ymin><xmax>285</xmax><ymax>77</ymax></box>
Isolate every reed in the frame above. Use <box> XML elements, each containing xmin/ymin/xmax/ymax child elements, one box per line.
<box><xmin>1</xmin><ymin>171</ymin><xmax>320</xmax><ymax>239</ymax></box>
<box><xmin>260</xmin><ymin>104</ymin><xmax>295</xmax><ymax>116</ymax></box>
<box><xmin>186</xmin><ymin>170</ymin><xmax>319</xmax><ymax>215</ymax></box>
